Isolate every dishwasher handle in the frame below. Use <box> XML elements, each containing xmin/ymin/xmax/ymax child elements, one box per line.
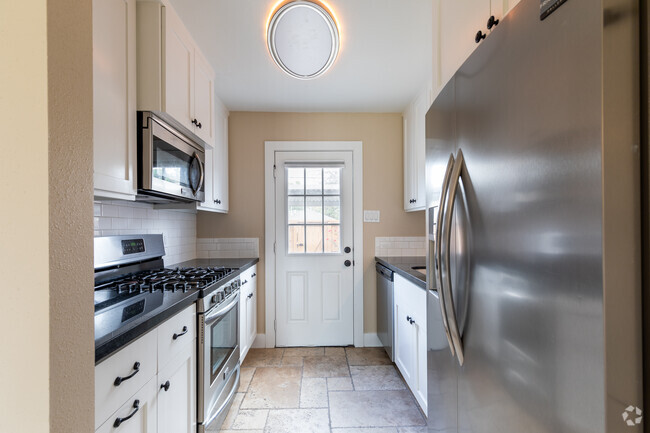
<box><xmin>375</xmin><ymin>263</ymin><xmax>394</xmax><ymax>281</ymax></box>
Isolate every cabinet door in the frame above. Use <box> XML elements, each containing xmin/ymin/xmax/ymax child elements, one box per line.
<box><xmin>93</xmin><ymin>0</ymin><xmax>136</xmax><ymax>200</ymax></box>
<box><xmin>198</xmin><ymin>144</ymin><xmax>217</xmax><ymax>211</ymax></box>
<box><xmin>193</xmin><ymin>48</ymin><xmax>215</xmax><ymax>146</ymax></box>
<box><xmin>164</xmin><ymin>6</ymin><xmax>194</xmax><ymax>131</ymax></box>
<box><xmin>157</xmin><ymin>339</ymin><xmax>197</xmax><ymax>433</ymax></box>
<box><xmin>434</xmin><ymin>0</ymin><xmax>491</xmax><ymax>92</ymax></box>
<box><xmin>246</xmin><ymin>267</ymin><xmax>258</xmax><ymax>353</ymax></box>
<box><xmin>403</xmin><ymin>88</ymin><xmax>428</xmax><ymax>212</ymax></box>
<box><xmin>394</xmin><ymin>294</ymin><xmax>416</xmax><ymax>387</ymax></box>
<box><xmin>96</xmin><ymin>377</ymin><xmax>157</xmax><ymax>433</ymax></box>
<box><xmin>212</xmin><ymin>111</ymin><xmax>229</xmax><ymax>212</ymax></box>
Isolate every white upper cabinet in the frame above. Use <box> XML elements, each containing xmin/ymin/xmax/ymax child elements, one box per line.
<box><xmin>197</xmin><ymin>102</ymin><xmax>229</xmax><ymax>213</ymax></box>
<box><xmin>432</xmin><ymin>0</ymin><xmax>519</xmax><ymax>100</ymax></box>
<box><xmin>137</xmin><ymin>0</ymin><xmax>216</xmax><ymax>147</ymax></box>
<box><xmin>93</xmin><ymin>0</ymin><xmax>137</xmax><ymax>201</ymax></box>
<box><xmin>403</xmin><ymin>84</ymin><xmax>431</xmax><ymax>212</ymax></box>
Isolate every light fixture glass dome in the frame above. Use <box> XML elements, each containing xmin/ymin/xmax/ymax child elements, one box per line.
<box><xmin>267</xmin><ymin>0</ymin><xmax>340</xmax><ymax>80</ymax></box>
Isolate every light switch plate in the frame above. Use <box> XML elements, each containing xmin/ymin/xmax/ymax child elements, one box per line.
<box><xmin>364</xmin><ymin>210</ymin><xmax>380</xmax><ymax>223</ymax></box>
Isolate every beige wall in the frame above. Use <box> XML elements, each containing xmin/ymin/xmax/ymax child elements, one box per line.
<box><xmin>0</xmin><ymin>1</ymin><xmax>51</xmax><ymax>431</ymax></box>
<box><xmin>197</xmin><ymin>112</ymin><xmax>425</xmax><ymax>336</ymax></box>
<box><xmin>0</xmin><ymin>1</ymin><xmax>94</xmax><ymax>432</ymax></box>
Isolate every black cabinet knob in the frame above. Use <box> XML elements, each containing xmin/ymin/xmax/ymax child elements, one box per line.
<box><xmin>192</xmin><ymin>118</ymin><xmax>198</xmax><ymax>126</ymax></box>
<box><xmin>160</xmin><ymin>381</ymin><xmax>170</xmax><ymax>392</ymax></box>
<box><xmin>344</xmin><ymin>260</ymin><xmax>352</xmax><ymax>267</ymax></box>
<box><xmin>247</xmin><ymin>292</ymin><xmax>254</xmax><ymax>299</ymax></box>
<box><xmin>344</xmin><ymin>246</ymin><xmax>351</xmax><ymax>253</ymax></box>
<box><xmin>475</xmin><ymin>30</ymin><xmax>486</xmax><ymax>43</ymax></box>
<box><xmin>487</xmin><ymin>15</ymin><xmax>499</xmax><ymax>29</ymax></box>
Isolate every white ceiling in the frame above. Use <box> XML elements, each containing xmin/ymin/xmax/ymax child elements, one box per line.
<box><xmin>168</xmin><ymin>0</ymin><xmax>433</xmax><ymax>113</ymax></box>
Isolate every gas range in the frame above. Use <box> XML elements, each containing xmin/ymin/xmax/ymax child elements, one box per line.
<box><xmin>94</xmin><ymin>234</ymin><xmax>240</xmax><ymax>345</ymax></box>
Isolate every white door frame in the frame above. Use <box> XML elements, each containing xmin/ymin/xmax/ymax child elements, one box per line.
<box><xmin>264</xmin><ymin>141</ymin><xmax>364</xmax><ymax>348</ymax></box>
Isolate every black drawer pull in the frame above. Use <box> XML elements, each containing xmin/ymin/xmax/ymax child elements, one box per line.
<box><xmin>113</xmin><ymin>399</ymin><xmax>139</xmax><ymax>428</ymax></box>
<box><xmin>160</xmin><ymin>380</ymin><xmax>171</xmax><ymax>392</ymax></box>
<box><xmin>242</xmin><ymin>280</ymin><xmax>248</xmax><ymax>285</ymax></box>
<box><xmin>251</xmin><ymin>273</ymin><xmax>256</xmax><ymax>278</ymax></box>
<box><xmin>247</xmin><ymin>293</ymin><xmax>254</xmax><ymax>299</ymax></box>
<box><xmin>114</xmin><ymin>362</ymin><xmax>140</xmax><ymax>386</ymax></box>
<box><xmin>173</xmin><ymin>326</ymin><xmax>188</xmax><ymax>340</ymax></box>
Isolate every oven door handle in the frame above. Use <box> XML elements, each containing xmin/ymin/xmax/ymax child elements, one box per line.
<box><xmin>204</xmin><ymin>293</ymin><xmax>239</xmax><ymax>326</ymax></box>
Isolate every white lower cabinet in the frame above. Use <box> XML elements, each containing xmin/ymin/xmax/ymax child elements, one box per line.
<box><xmin>393</xmin><ymin>274</ymin><xmax>427</xmax><ymax>412</ymax></box>
<box><xmin>239</xmin><ymin>264</ymin><xmax>258</xmax><ymax>361</ymax></box>
<box><xmin>96</xmin><ymin>304</ymin><xmax>196</xmax><ymax>433</ymax></box>
<box><xmin>157</xmin><ymin>340</ymin><xmax>196</xmax><ymax>433</ymax></box>
<box><xmin>96</xmin><ymin>377</ymin><xmax>158</xmax><ymax>433</ymax></box>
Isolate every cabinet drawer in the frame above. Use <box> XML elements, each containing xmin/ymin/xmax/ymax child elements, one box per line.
<box><xmin>95</xmin><ymin>330</ymin><xmax>157</xmax><ymax>429</ymax></box>
<box><xmin>96</xmin><ymin>376</ymin><xmax>158</xmax><ymax>433</ymax></box>
<box><xmin>157</xmin><ymin>304</ymin><xmax>196</xmax><ymax>369</ymax></box>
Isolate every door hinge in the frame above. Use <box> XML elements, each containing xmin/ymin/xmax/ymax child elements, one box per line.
<box><xmin>274</xmin><ymin>319</ymin><xmax>277</xmax><ymax>331</ymax></box>
<box><xmin>273</xmin><ymin>164</ymin><xmax>277</xmax><ymax>179</ymax></box>
<box><xmin>273</xmin><ymin>242</ymin><xmax>276</xmax><ymax>253</ymax></box>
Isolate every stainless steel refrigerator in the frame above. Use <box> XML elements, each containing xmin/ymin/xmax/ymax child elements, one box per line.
<box><xmin>425</xmin><ymin>0</ymin><xmax>643</xmax><ymax>432</ymax></box>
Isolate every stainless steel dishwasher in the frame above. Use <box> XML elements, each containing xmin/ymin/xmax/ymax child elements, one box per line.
<box><xmin>376</xmin><ymin>262</ymin><xmax>394</xmax><ymax>361</ymax></box>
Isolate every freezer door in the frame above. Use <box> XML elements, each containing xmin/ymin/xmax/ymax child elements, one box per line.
<box><xmin>426</xmin><ymin>72</ymin><xmax>459</xmax><ymax>432</ymax></box>
<box><xmin>452</xmin><ymin>0</ymin><xmax>606</xmax><ymax>432</ymax></box>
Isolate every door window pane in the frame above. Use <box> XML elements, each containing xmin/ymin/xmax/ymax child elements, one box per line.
<box><xmin>288</xmin><ymin>225</ymin><xmax>305</xmax><ymax>253</ymax></box>
<box><xmin>288</xmin><ymin>168</ymin><xmax>304</xmax><ymax>195</ymax></box>
<box><xmin>305</xmin><ymin>168</ymin><xmax>322</xmax><ymax>195</ymax></box>
<box><xmin>306</xmin><ymin>226</ymin><xmax>323</xmax><ymax>253</ymax></box>
<box><xmin>324</xmin><ymin>225</ymin><xmax>340</xmax><ymax>253</ymax></box>
<box><xmin>306</xmin><ymin>196</ymin><xmax>323</xmax><ymax>224</ymax></box>
<box><xmin>323</xmin><ymin>168</ymin><xmax>340</xmax><ymax>195</ymax></box>
<box><xmin>288</xmin><ymin>196</ymin><xmax>305</xmax><ymax>224</ymax></box>
<box><xmin>324</xmin><ymin>196</ymin><xmax>340</xmax><ymax>224</ymax></box>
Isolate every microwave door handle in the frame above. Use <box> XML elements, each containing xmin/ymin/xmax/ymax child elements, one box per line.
<box><xmin>442</xmin><ymin>149</ymin><xmax>466</xmax><ymax>366</ymax></box>
<box><xmin>435</xmin><ymin>153</ymin><xmax>456</xmax><ymax>357</ymax></box>
<box><xmin>197</xmin><ymin>152</ymin><xmax>205</xmax><ymax>192</ymax></box>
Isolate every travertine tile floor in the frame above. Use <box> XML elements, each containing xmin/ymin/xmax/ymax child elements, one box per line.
<box><xmin>219</xmin><ymin>347</ymin><xmax>427</xmax><ymax>433</ymax></box>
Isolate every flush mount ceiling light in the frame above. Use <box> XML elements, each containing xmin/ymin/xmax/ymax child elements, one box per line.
<box><xmin>267</xmin><ymin>0</ymin><xmax>340</xmax><ymax>80</ymax></box>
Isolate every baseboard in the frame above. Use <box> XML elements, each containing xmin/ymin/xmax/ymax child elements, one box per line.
<box><xmin>363</xmin><ymin>333</ymin><xmax>382</xmax><ymax>347</ymax></box>
<box><xmin>252</xmin><ymin>333</ymin><xmax>380</xmax><ymax>348</ymax></box>
<box><xmin>252</xmin><ymin>333</ymin><xmax>266</xmax><ymax>348</ymax></box>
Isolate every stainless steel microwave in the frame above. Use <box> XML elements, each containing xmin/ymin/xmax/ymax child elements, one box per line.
<box><xmin>137</xmin><ymin>111</ymin><xmax>206</xmax><ymax>203</ymax></box>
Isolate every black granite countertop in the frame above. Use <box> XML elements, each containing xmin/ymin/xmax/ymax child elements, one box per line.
<box><xmin>95</xmin><ymin>257</ymin><xmax>259</xmax><ymax>365</ymax></box>
<box><xmin>375</xmin><ymin>256</ymin><xmax>428</xmax><ymax>290</ymax></box>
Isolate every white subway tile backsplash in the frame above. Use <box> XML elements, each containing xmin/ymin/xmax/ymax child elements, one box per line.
<box><xmin>197</xmin><ymin>238</ymin><xmax>259</xmax><ymax>259</ymax></box>
<box><xmin>94</xmin><ymin>201</ymin><xmax>197</xmax><ymax>266</ymax></box>
<box><xmin>375</xmin><ymin>236</ymin><xmax>426</xmax><ymax>257</ymax></box>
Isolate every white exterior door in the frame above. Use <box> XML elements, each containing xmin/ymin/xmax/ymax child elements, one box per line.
<box><xmin>275</xmin><ymin>151</ymin><xmax>354</xmax><ymax>347</ymax></box>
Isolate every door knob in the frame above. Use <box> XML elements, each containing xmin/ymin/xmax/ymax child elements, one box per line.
<box><xmin>344</xmin><ymin>246</ymin><xmax>351</xmax><ymax>253</ymax></box>
<box><xmin>344</xmin><ymin>260</ymin><xmax>352</xmax><ymax>267</ymax></box>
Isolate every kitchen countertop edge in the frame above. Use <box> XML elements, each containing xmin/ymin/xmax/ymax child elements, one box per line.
<box><xmin>375</xmin><ymin>256</ymin><xmax>427</xmax><ymax>290</ymax></box>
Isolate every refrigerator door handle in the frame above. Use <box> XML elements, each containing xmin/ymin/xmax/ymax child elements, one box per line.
<box><xmin>442</xmin><ymin>149</ymin><xmax>467</xmax><ymax>366</ymax></box>
<box><xmin>434</xmin><ymin>153</ymin><xmax>456</xmax><ymax>357</ymax></box>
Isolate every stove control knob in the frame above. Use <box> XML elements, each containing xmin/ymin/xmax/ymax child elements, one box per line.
<box><xmin>211</xmin><ymin>294</ymin><xmax>218</xmax><ymax>304</ymax></box>
<box><xmin>224</xmin><ymin>286</ymin><xmax>231</xmax><ymax>295</ymax></box>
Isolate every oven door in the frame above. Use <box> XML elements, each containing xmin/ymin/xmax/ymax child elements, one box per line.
<box><xmin>140</xmin><ymin>114</ymin><xmax>205</xmax><ymax>202</ymax></box>
<box><xmin>198</xmin><ymin>292</ymin><xmax>240</xmax><ymax>429</ymax></box>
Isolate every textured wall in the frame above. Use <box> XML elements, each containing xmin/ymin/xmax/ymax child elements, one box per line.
<box><xmin>197</xmin><ymin>112</ymin><xmax>425</xmax><ymax>336</ymax></box>
<box><xmin>48</xmin><ymin>0</ymin><xmax>95</xmax><ymax>431</ymax></box>
<box><xmin>0</xmin><ymin>1</ymin><xmax>51</xmax><ymax>431</ymax></box>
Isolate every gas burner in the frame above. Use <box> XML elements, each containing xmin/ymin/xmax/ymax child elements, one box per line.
<box><xmin>94</xmin><ymin>266</ymin><xmax>236</xmax><ymax>296</ymax></box>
